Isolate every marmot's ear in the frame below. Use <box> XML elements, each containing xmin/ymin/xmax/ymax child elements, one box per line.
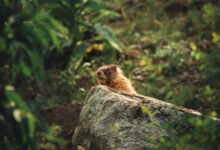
<box><xmin>111</xmin><ymin>65</ymin><xmax>117</xmax><ymax>71</ymax></box>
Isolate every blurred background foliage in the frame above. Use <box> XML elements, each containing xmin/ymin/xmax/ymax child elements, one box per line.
<box><xmin>0</xmin><ymin>0</ymin><xmax>220</xmax><ymax>149</ymax></box>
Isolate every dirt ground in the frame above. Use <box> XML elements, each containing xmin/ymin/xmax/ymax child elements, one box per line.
<box><xmin>42</xmin><ymin>104</ymin><xmax>83</xmax><ymax>149</ymax></box>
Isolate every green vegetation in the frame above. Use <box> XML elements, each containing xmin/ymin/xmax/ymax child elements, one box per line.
<box><xmin>0</xmin><ymin>0</ymin><xmax>220</xmax><ymax>149</ymax></box>
<box><xmin>0</xmin><ymin>0</ymin><xmax>120</xmax><ymax>149</ymax></box>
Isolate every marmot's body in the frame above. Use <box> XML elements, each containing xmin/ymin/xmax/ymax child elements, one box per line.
<box><xmin>96</xmin><ymin>65</ymin><xmax>137</xmax><ymax>94</ymax></box>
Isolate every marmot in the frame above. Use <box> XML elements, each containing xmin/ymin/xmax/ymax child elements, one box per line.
<box><xmin>96</xmin><ymin>65</ymin><xmax>137</xmax><ymax>94</ymax></box>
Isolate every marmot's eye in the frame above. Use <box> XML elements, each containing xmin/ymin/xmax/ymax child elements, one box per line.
<box><xmin>97</xmin><ymin>71</ymin><xmax>101</xmax><ymax>76</ymax></box>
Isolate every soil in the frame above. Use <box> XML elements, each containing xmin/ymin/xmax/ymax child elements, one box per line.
<box><xmin>42</xmin><ymin>104</ymin><xmax>83</xmax><ymax>150</ymax></box>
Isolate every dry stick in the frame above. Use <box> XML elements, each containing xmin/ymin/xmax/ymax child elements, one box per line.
<box><xmin>105</xmin><ymin>85</ymin><xmax>220</xmax><ymax>122</ymax></box>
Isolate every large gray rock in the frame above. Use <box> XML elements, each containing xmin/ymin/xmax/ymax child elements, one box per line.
<box><xmin>72</xmin><ymin>85</ymin><xmax>213</xmax><ymax>150</ymax></box>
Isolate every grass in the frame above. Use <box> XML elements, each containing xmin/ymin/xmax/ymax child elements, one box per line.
<box><xmin>28</xmin><ymin>0</ymin><xmax>217</xmax><ymax>116</ymax></box>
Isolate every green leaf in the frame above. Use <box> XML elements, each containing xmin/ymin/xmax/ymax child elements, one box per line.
<box><xmin>165</xmin><ymin>91</ymin><xmax>173</xmax><ymax>100</ymax></box>
<box><xmin>5</xmin><ymin>88</ymin><xmax>36</xmax><ymax>137</ymax></box>
<box><xmin>5</xmin><ymin>89</ymin><xmax>30</xmax><ymax>112</ymax></box>
<box><xmin>195</xmin><ymin>53</ymin><xmax>201</xmax><ymax>60</ymax></box>
<box><xmin>94</xmin><ymin>23</ymin><xmax>122</xmax><ymax>52</ymax></box>
<box><xmin>148</xmin><ymin>72</ymin><xmax>157</xmax><ymax>79</ymax></box>
<box><xmin>3</xmin><ymin>0</ymin><xmax>9</xmax><ymax>5</ymax></box>
<box><xmin>92</xmin><ymin>10</ymin><xmax>120</xmax><ymax>24</ymax></box>
<box><xmin>28</xmin><ymin>118</ymin><xmax>35</xmax><ymax>137</ymax></box>
<box><xmin>205</xmin><ymin>85</ymin><xmax>215</xmax><ymax>96</ymax></box>
<box><xmin>0</xmin><ymin>38</ymin><xmax>7</xmax><ymax>51</ymax></box>
<box><xmin>20</xmin><ymin>59</ymin><xmax>31</xmax><ymax>76</ymax></box>
<box><xmin>25</xmin><ymin>48</ymin><xmax>44</xmax><ymax>84</ymax></box>
<box><xmin>31</xmin><ymin>10</ymin><xmax>68</xmax><ymax>49</ymax></box>
<box><xmin>140</xmin><ymin>104</ymin><xmax>152</xmax><ymax>118</ymax></box>
<box><xmin>190</xmin><ymin>42</ymin><xmax>197</xmax><ymax>51</ymax></box>
<box><xmin>47</xmin><ymin>16</ymin><xmax>68</xmax><ymax>37</ymax></box>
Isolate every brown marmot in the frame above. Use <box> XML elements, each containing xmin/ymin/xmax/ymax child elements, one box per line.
<box><xmin>96</xmin><ymin>65</ymin><xmax>137</xmax><ymax>94</ymax></box>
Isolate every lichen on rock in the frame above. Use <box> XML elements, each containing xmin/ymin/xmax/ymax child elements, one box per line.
<box><xmin>72</xmin><ymin>85</ymin><xmax>214</xmax><ymax>150</ymax></box>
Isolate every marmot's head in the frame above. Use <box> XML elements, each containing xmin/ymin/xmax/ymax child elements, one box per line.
<box><xmin>96</xmin><ymin>65</ymin><xmax>119</xmax><ymax>85</ymax></box>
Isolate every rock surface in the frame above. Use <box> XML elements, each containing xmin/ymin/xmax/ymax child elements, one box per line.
<box><xmin>72</xmin><ymin>85</ymin><xmax>208</xmax><ymax>150</ymax></box>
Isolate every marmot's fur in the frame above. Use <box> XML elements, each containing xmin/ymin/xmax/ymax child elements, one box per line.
<box><xmin>96</xmin><ymin>65</ymin><xmax>137</xmax><ymax>94</ymax></box>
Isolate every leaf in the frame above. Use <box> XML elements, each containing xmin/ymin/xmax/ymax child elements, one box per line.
<box><xmin>92</xmin><ymin>10</ymin><xmax>120</xmax><ymax>24</ymax></box>
<box><xmin>140</xmin><ymin>104</ymin><xmax>152</xmax><ymax>118</ymax></box>
<box><xmin>190</xmin><ymin>42</ymin><xmax>197</xmax><ymax>51</ymax></box>
<box><xmin>86</xmin><ymin>44</ymin><xmax>104</xmax><ymax>53</ymax></box>
<box><xmin>94</xmin><ymin>23</ymin><xmax>122</xmax><ymax>52</ymax></box>
<box><xmin>165</xmin><ymin>91</ymin><xmax>173</xmax><ymax>100</ymax></box>
<box><xmin>19</xmin><ymin>59</ymin><xmax>31</xmax><ymax>76</ymax></box>
<box><xmin>195</xmin><ymin>53</ymin><xmax>201</xmax><ymax>60</ymax></box>
<box><xmin>30</xmin><ymin>10</ymin><xmax>68</xmax><ymax>49</ymax></box>
<box><xmin>0</xmin><ymin>38</ymin><xmax>6</xmax><ymax>51</ymax></box>
<box><xmin>3</xmin><ymin>0</ymin><xmax>9</xmax><ymax>5</ymax></box>
<box><xmin>27</xmin><ymin>117</ymin><xmax>35</xmax><ymax>137</ymax></box>
<box><xmin>25</xmin><ymin>48</ymin><xmax>44</xmax><ymax>84</ymax></box>
<box><xmin>83</xmin><ymin>0</ymin><xmax>106</xmax><ymax>13</ymax></box>
<box><xmin>5</xmin><ymin>90</ymin><xmax>30</xmax><ymax>112</ymax></box>
<box><xmin>47</xmin><ymin>16</ymin><xmax>68</xmax><ymax>37</ymax></box>
<box><xmin>148</xmin><ymin>72</ymin><xmax>157</xmax><ymax>79</ymax></box>
<box><xmin>77</xmin><ymin>146</ymin><xmax>85</xmax><ymax>150</ymax></box>
<box><xmin>13</xmin><ymin>109</ymin><xmax>22</xmax><ymax>122</ymax></box>
<box><xmin>205</xmin><ymin>85</ymin><xmax>215</xmax><ymax>96</ymax></box>
<box><xmin>5</xmin><ymin>89</ymin><xmax>36</xmax><ymax>138</ymax></box>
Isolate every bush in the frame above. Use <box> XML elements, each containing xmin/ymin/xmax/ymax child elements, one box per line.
<box><xmin>0</xmin><ymin>0</ymin><xmax>121</xmax><ymax>149</ymax></box>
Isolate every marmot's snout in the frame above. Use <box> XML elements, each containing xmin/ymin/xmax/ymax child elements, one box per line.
<box><xmin>96</xmin><ymin>70</ymin><xmax>106</xmax><ymax>81</ymax></box>
<box><xmin>97</xmin><ymin>71</ymin><xmax>102</xmax><ymax>79</ymax></box>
